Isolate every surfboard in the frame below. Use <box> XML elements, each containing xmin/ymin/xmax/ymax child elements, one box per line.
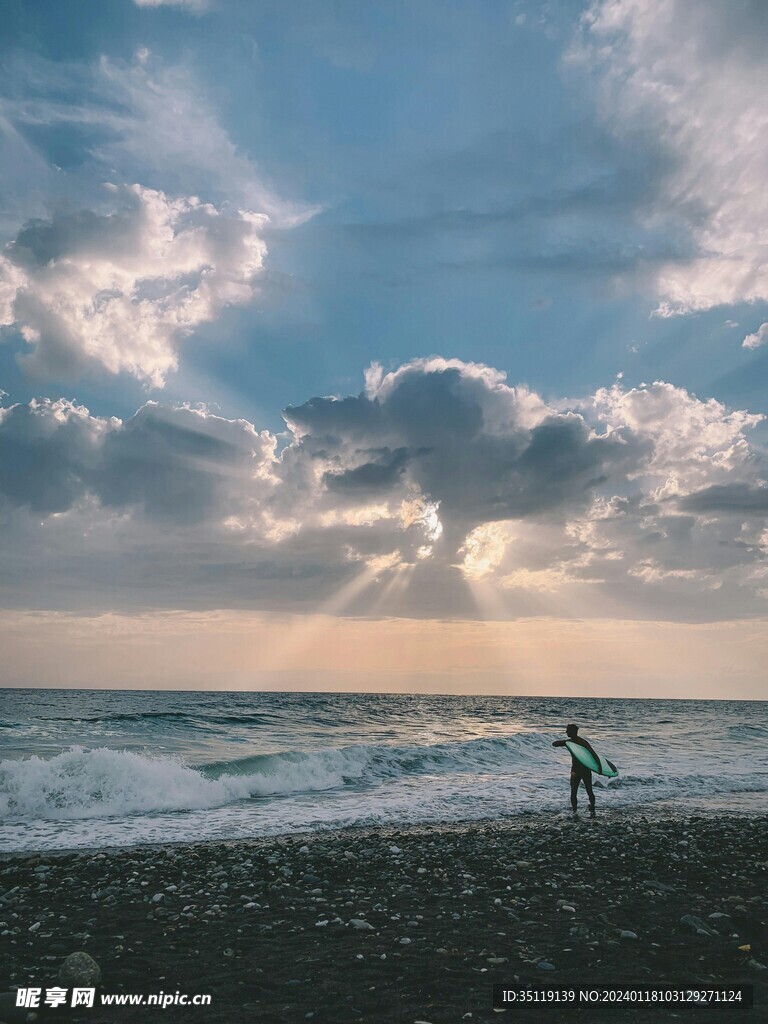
<box><xmin>566</xmin><ymin>740</ymin><xmax>619</xmax><ymax>778</ymax></box>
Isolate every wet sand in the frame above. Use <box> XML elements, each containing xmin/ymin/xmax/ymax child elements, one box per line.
<box><xmin>1</xmin><ymin>812</ymin><xmax>766</xmax><ymax>1023</ymax></box>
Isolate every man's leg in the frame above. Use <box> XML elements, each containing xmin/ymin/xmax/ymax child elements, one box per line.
<box><xmin>569</xmin><ymin>771</ymin><xmax>579</xmax><ymax>813</ymax></box>
<box><xmin>583</xmin><ymin>772</ymin><xmax>596</xmax><ymax>815</ymax></box>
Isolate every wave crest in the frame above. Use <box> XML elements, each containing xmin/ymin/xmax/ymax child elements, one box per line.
<box><xmin>0</xmin><ymin>734</ymin><xmax>554</xmax><ymax>821</ymax></box>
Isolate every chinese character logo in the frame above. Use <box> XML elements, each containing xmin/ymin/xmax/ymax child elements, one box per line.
<box><xmin>16</xmin><ymin>988</ymin><xmax>41</xmax><ymax>1008</ymax></box>
<box><xmin>44</xmin><ymin>986</ymin><xmax>68</xmax><ymax>1007</ymax></box>
<box><xmin>71</xmin><ymin>987</ymin><xmax>96</xmax><ymax>1008</ymax></box>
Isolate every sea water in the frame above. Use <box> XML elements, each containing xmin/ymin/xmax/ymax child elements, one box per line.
<box><xmin>1</xmin><ymin>689</ymin><xmax>767</xmax><ymax>852</ymax></box>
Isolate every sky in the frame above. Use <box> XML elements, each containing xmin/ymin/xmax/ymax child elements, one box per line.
<box><xmin>1</xmin><ymin>0</ymin><xmax>767</xmax><ymax>697</ymax></box>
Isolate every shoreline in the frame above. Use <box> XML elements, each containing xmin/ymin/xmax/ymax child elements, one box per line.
<box><xmin>3</xmin><ymin>790</ymin><xmax>765</xmax><ymax>864</ymax></box>
<box><xmin>1</xmin><ymin>813</ymin><xmax>766</xmax><ymax>1023</ymax></box>
<box><xmin>2</xmin><ymin>796</ymin><xmax>766</xmax><ymax>860</ymax></box>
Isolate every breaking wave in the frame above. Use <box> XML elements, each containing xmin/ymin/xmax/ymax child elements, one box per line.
<box><xmin>0</xmin><ymin>734</ymin><xmax>553</xmax><ymax>820</ymax></box>
<box><xmin>2</xmin><ymin>729</ymin><xmax>767</xmax><ymax>825</ymax></box>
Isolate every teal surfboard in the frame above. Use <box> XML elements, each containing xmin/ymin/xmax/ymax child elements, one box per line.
<box><xmin>566</xmin><ymin>740</ymin><xmax>619</xmax><ymax>778</ymax></box>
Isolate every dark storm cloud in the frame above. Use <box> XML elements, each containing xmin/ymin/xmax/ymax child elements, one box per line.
<box><xmin>324</xmin><ymin>447</ymin><xmax>411</xmax><ymax>494</ymax></box>
<box><xmin>0</xmin><ymin>398</ymin><xmax>270</xmax><ymax>524</ymax></box>
<box><xmin>95</xmin><ymin>406</ymin><xmax>249</xmax><ymax>524</ymax></box>
<box><xmin>286</xmin><ymin>364</ymin><xmax>647</xmax><ymax>535</ymax></box>
<box><xmin>0</xmin><ymin>358</ymin><xmax>765</xmax><ymax>619</ymax></box>
<box><xmin>0</xmin><ymin>400</ymin><xmax>98</xmax><ymax>513</ymax></box>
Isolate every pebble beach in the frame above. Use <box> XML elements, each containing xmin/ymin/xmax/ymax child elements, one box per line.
<box><xmin>1</xmin><ymin>812</ymin><xmax>766</xmax><ymax>1024</ymax></box>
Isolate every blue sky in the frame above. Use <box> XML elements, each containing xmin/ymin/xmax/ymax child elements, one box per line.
<box><xmin>3</xmin><ymin>0</ymin><xmax>766</xmax><ymax>425</ymax></box>
<box><xmin>1</xmin><ymin>0</ymin><xmax>767</xmax><ymax>694</ymax></box>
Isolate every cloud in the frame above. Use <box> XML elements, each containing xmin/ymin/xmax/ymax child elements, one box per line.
<box><xmin>588</xmin><ymin>380</ymin><xmax>763</xmax><ymax>497</ymax></box>
<box><xmin>0</xmin><ymin>395</ymin><xmax>275</xmax><ymax>519</ymax></box>
<box><xmin>743</xmin><ymin>323</ymin><xmax>768</xmax><ymax>349</ymax></box>
<box><xmin>3</xmin><ymin>50</ymin><xmax>314</xmax><ymax>228</ymax></box>
<box><xmin>283</xmin><ymin>358</ymin><xmax>646</xmax><ymax>549</ymax></box>
<box><xmin>579</xmin><ymin>0</ymin><xmax>768</xmax><ymax>314</ymax></box>
<box><xmin>134</xmin><ymin>0</ymin><xmax>208</xmax><ymax>10</ymax></box>
<box><xmin>0</xmin><ymin>50</ymin><xmax>318</xmax><ymax>386</ymax></box>
<box><xmin>679</xmin><ymin>483</ymin><xmax>768</xmax><ymax>515</ymax></box>
<box><xmin>0</xmin><ymin>185</ymin><xmax>269</xmax><ymax>386</ymax></box>
<box><xmin>0</xmin><ymin>358</ymin><xmax>765</xmax><ymax>619</ymax></box>
<box><xmin>0</xmin><ymin>397</ymin><xmax>109</xmax><ymax>514</ymax></box>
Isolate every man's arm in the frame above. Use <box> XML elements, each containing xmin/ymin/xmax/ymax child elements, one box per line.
<box><xmin>552</xmin><ymin>739</ymin><xmax>567</xmax><ymax>747</ymax></box>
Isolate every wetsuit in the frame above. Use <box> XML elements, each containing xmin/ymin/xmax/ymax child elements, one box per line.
<box><xmin>553</xmin><ymin>737</ymin><xmax>596</xmax><ymax>814</ymax></box>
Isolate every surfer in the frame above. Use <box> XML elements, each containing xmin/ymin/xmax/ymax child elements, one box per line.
<box><xmin>553</xmin><ymin>724</ymin><xmax>597</xmax><ymax>817</ymax></box>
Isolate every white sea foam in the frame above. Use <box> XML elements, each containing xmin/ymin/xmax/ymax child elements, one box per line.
<box><xmin>0</xmin><ymin>735</ymin><xmax>553</xmax><ymax>820</ymax></box>
<box><xmin>0</xmin><ymin>746</ymin><xmax>387</xmax><ymax>820</ymax></box>
<box><xmin>0</xmin><ymin>748</ymin><xmax>243</xmax><ymax>819</ymax></box>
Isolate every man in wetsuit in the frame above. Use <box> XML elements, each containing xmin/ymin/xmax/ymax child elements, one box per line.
<box><xmin>552</xmin><ymin>723</ymin><xmax>597</xmax><ymax>817</ymax></box>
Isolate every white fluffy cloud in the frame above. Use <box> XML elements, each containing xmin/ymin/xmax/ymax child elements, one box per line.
<box><xmin>0</xmin><ymin>51</ymin><xmax>317</xmax><ymax>386</ymax></box>
<box><xmin>580</xmin><ymin>0</ymin><xmax>768</xmax><ymax>314</ymax></box>
<box><xmin>743</xmin><ymin>323</ymin><xmax>768</xmax><ymax>350</ymax></box>
<box><xmin>590</xmin><ymin>381</ymin><xmax>763</xmax><ymax>497</ymax></box>
<box><xmin>0</xmin><ymin>185</ymin><xmax>268</xmax><ymax>386</ymax></box>
<box><xmin>0</xmin><ymin>359</ymin><xmax>766</xmax><ymax>619</ymax></box>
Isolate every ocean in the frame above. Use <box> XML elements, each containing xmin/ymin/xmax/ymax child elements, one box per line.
<box><xmin>1</xmin><ymin>689</ymin><xmax>767</xmax><ymax>853</ymax></box>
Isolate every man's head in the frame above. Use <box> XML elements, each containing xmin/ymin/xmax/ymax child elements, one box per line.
<box><xmin>565</xmin><ymin>724</ymin><xmax>579</xmax><ymax>738</ymax></box>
